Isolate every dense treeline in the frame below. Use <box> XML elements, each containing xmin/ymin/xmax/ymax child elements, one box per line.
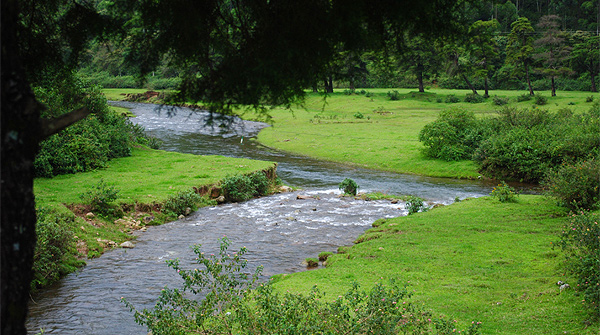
<box><xmin>79</xmin><ymin>0</ymin><xmax>600</xmax><ymax>94</ymax></box>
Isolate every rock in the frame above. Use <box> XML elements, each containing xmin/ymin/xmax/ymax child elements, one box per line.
<box><xmin>144</xmin><ymin>215</ymin><xmax>155</xmax><ymax>223</ymax></box>
<box><xmin>216</xmin><ymin>195</ymin><xmax>226</xmax><ymax>203</ymax></box>
<box><xmin>107</xmin><ymin>241</ymin><xmax>117</xmax><ymax>248</ymax></box>
<box><xmin>120</xmin><ymin>241</ymin><xmax>135</xmax><ymax>249</ymax></box>
<box><xmin>178</xmin><ymin>215</ymin><xmax>185</xmax><ymax>220</ymax></box>
<box><xmin>185</xmin><ymin>207</ymin><xmax>192</xmax><ymax>215</ymax></box>
<box><xmin>85</xmin><ymin>212</ymin><xmax>95</xmax><ymax>218</ymax></box>
<box><xmin>211</xmin><ymin>187</ymin><xmax>221</xmax><ymax>198</ymax></box>
<box><xmin>296</xmin><ymin>195</ymin><xmax>311</xmax><ymax>200</ymax></box>
<box><xmin>390</xmin><ymin>199</ymin><xmax>399</xmax><ymax>204</ymax></box>
<box><xmin>279</xmin><ymin>186</ymin><xmax>293</xmax><ymax>193</ymax></box>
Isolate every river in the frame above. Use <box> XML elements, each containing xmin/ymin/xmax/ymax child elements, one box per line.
<box><xmin>27</xmin><ymin>102</ymin><xmax>497</xmax><ymax>334</ymax></box>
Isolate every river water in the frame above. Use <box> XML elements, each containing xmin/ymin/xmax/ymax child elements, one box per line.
<box><xmin>27</xmin><ymin>102</ymin><xmax>497</xmax><ymax>334</ymax></box>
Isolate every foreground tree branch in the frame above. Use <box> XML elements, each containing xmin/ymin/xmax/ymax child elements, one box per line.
<box><xmin>39</xmin><ymin>107</ymin><xmax>92</xmax><ymax>140</ymax></box>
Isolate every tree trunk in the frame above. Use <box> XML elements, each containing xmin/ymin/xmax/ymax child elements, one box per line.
<box><xmin>416</xmin><ymin>62</ymin><xmax>425</xmax><ymax>93</ymax></box>
<box><xmin>591</xmin><ymin>70</ymin><xmax>597</xmax><ymax>92</ymax></box>
<box><xmin>525</xmin><ymin>62</ymin><xmax>534</xmax><ymax>95</ymax></box>
<box><xmin>2</xmin><ymin>2</ymin><xmax>42</xmax><ymax>333</ymax></box>
<box><xmin>327</xmin><ymin>76</ymin><xmax>333</xmax><ymax>93</ymax></box>
<box><xmin>462</xmin><ymin>73</ymin><xmax>478</xmax><ymax>95</ymax></box>
<box><xmin>551</xmin><ymin>76</ymin><xmax>556</xmax><ymax>96</ymax></box>
<box><xmin>484</xmin><ymin>77</ymin><xmax>490</xmax><ymax>98</ymax></box>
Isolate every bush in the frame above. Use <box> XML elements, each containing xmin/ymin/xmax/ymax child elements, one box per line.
<box><xmin>444</xmin><ymin>94</ymin><xmax>460</xmax><ymax>103</ymax></box>
<box><xmin>418</xmin><ymin>108</ymin><xmax>487</xmax><ymax>161</ymax></box>
<box><xmin>123</xmin><ymin>238</ymin><xmax>482</xmax><ymax>335</ymax></box>
<box><xmin>339</xmin><ymin>178</ymin><xmax>359</xmax><ymax>196</ymax></box>
<box><xmin>558</xmin><ymin>211</ymin><xmax>600</xmax><ymax>319</ymax></box>
<box><xmin>586</xmin><ymin>95</ymin><xmax>595</xmax><ymax>103</ymax></box>
<box><xmin>222</xmin><ymin>172</ymin><xmax>272</xmax><ymax>202</ymax></box>
<box><xmin>387</xmin><ymin>90</ymin><xmax>401</xmax><ymax>100</ymax></box>
<box><xmin>32</xmin><ymin>208</ymin><xmax>80</xmax><ymax>291</ymax></box>
<box><xmin>516</xmin><ymin>93</ymin><xmax>532</xmax><ymax>102</ymax></box>
<box><xmin>354</xmin><ymin>112</ymin><xmax>364</xmax><ymax>119</ymax></box>
<box><xmin>464</xmin><ymin>93</ymin><xmax>485</xmax><ymax>103</ymax></box>
<box><xmin>79</xmin><ymin>179</ymin><xmax>121</xmax><ymax>217</ymax></box>
<box><xmin>163</xmin><ymin>189</ymin><xmax>203</xmax><ymax>216</ymax></box>
<box><xmin>534</xmin><ymin>94</ymin><xmax>548</xmax><ymax>105</ymax></box>
<box><xmin>490</xmin><ymin>181</ymin><xmax>518</xmax><ymax>203</ymax></box>
<box><xmin>543</xmin><ymin>158</ymin><xmax>600</xmax><ymax>211</ymax></box>
<box><xmin>405</xmin><ymin>196</ymin><xmax>425</xmax><ymax>215</ymax></box>
<box><xmin>492</xmin><ymin>96</ymin><xmax>509</xmax><ymax>106</ymax></box>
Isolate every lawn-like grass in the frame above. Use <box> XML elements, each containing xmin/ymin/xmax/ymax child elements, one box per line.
<box><xmin>256</xmin><ymin>88</ymin><xmax>597</xmax><ymax>179</ymax></box>
<box><xmin>272</xmin><ymin>195</ymin><xmax>598</xmax><ymax>334</ymax></box>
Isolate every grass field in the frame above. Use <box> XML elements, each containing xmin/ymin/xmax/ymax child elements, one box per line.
<box><xmin>271</xmin><ymin>195</ymin><xmax>598</xmax><ymax>334</ymax></box>
<box><xmin>256</xmin><ymin>88</ymin><xmax>597</xmax><ymax>179</ymax></box>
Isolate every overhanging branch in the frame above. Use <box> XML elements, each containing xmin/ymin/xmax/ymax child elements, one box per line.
<box><xmin>39</xmin><ymin>107</ymin><xmax>91</xmax><ymax>140</ymax></box>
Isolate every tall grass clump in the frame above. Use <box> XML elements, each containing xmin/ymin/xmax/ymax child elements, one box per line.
<box><xmin>222</xmin><ymin>171</ymin><xmax>272</xmax><ymax>202</ymax></box>
<box><xmin>79</xmin><ymin>179</ymin><xmax>121</xmax><ymax>217</ymax></box>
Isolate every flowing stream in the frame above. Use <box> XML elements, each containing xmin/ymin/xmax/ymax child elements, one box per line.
<box><xmin>27</xmin><ymin>102</ymin><xmax>499</xmax><ymax>334</ymax></box>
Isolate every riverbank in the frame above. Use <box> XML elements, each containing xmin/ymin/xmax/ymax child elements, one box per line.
<box><xmin>271</xmin><ymin>195</ymin><xmax>598</xmax><ymax>334</ymax></box>
<box><xmin>33</xmin><ymin>145</ymin><xmax>276</xmax><ymax>290</ymax></box>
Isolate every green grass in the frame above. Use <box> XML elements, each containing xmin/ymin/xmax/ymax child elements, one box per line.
<box><xmin>272</xmin><ymin>195</ymin><xmax>598</xmax><ymax>334</ymax></box>
<box><xmin>256</xmin><ymin>88</ymin><xmax>596</xmax><ymax>179</ymax></box>
<box><xmin>103</xmin><ymin>88</ymin><xmax>155</xmax><ymax>101</ymax></box>
<box><xmin>35</xmin><ymin>146</ymin><xmax>275</xmax><ymax>207</ymax></box>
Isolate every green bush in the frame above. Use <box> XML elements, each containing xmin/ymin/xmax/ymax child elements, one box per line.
<box><xmin>32</xmin><ymin>208</ymin><xmax>81</xmax><ymax>291</ymax></box>
<box><xmin>490</xmin><ymin>181</ymin><xmax>518</xmax><ymax>203</ymax></box>
<box><xmin>492</xmin><ymin>96</ymin><xmax>509</xmax><ymax>106</ymax></box>
<box><xmin>444</xmin><ymin>94</ymin><xmax>460</xmax><ymax>103</ymax></box>
<box><xmin>163</xmin><ymin>189</ymin><xmax>203</xmax><ymax>216</ymax></box>
<box><xmin>586</xmin><ymin>95</ymin><xmax>595</xmax><ymax>103</ymax></box>
<box><xmin>79</xmin><ymin>179</ymin><xmax>121</xmax><ymax>217</ymax></box>
<box><xmin>222</xmin><ymin>172</ymin><xmax>272</xmax><ymax>202</ymax></box>
<box><xmin>387</xmin><ymin>90</ymin><xmax>401</xmax><ymax>100</ymax></box>
<box><xmin>353</xmin><ymin>111</ymin><xmax>364</xmax><ymax>119</ymax></box>
<box><xmin>543</xmin><ymin>158</ymin><xmax>600</xmax><ymax>211</ymax></box>
<box><xmin>339</xmin><ymin>178</ymin><xmax>359</xmax><ymax>196</ymax></box>
<box><xmin>464</xmin><ymin>93</ymin><xmax>485</xmax><ymax>103</ymax></box>
<box><xmin>534</xmin><ymin>94</ymin><xmax>548</xmax><ymax>105</ymax></box>
<box><xmin>123</xmin><ymin>238</ymin><xmax>482</xmax><ymax>335</ymax></box>
<box><xmin>516</xmin><ymin>93</ymin><xmax>532</xmax><ymax>102</ymax></box>
<box><xmin>558</xmin><ymin>211</ymin><xmax>600</xmax><ymax>319</ymax></box>
<box><xmin>418</xmin><ymin>108</ymin><xmax>487</xmax><ymax>161</ymax></box>
<box><xmin>405</xmin><ymin>196</ymin><xmax>425</xmax><ymax>215</ymax></box>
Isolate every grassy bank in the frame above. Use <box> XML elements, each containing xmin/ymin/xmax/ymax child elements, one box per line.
<box><xmin>271</xmin><ymin>195</ymin><xmax>597</xmax><ymax>334</ymax></box>
<box><xmin>256</xmin><ymin>89</ymin><xmax>595</xmax><ymax>179</ymax></box>
<box><xmin>33</xmin><ymin>146</ymin><xmax>276</xmax><ymax>289</ymax></box>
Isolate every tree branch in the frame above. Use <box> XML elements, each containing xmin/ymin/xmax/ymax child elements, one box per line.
<box><xmin>39</xmin><ymin>107</ymin><xmax>91</xmax><ymax>140</ymax></box>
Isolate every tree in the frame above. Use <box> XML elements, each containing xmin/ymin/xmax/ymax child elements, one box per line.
<box><xmin>468</xmin><ymin>19</ymin><xmax>500</xmax><ymax>97</ymax></box>
<box><xmin>2</xmin><ymin>1</ymin><xmax>471</xmax><ymax>333</ymax></box>
<box><xmin>397</xmin><ymin>33</ymin><xmax>442</xmax><ymax>93</ymax></box>
<box><xmin>443</xmin><ymin>42</ymin><xmax>479</xmax><ymax>95</ymax></box>
<box><xmin>571</xmin><ymin>32</ymin><xmax>600</xmax><ymax>92</ymax></box>
<box><xmin>534</xmin><ymin>15</ymin><xmax>573</xmax><ymax>96</ymax></box>
<box><xmin>506</xmin><ymin>17</ymin><xmax>536</xmax><ymax>95</ymax></box>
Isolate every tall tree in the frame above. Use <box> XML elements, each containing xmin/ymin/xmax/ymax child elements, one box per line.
<box><xmin>506</xmin><ymin>17</ymin><xmax>536</xmax><ymax>95</ymax></box>
<box><xmin>443</xmin><ymin>42</ymin><xmax>479</xmax><ymax>95</ymax></box>
<box><xmin>534</xmin><ymin>15</ymin><xmax>573</xmax><ymax>96</ymax></box>
<box><xmin>570</xmin><ymin>31</ymin><xmax>600</xmax><ymax>92</ymax></box>
<box><xmin>468</xmin><ymin>19</ymin><xmax>500</xmax><ymax>98</ymax></box>
<box><xmin>397</xmin><ymin>33</ymin><xmax>442</xmax><ymax>93</ymax></box>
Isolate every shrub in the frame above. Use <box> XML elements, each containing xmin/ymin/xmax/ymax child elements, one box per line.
<box><xmin>492</xmin><ymin>96</ymin><xmax>509</xmax><ymax>106</ymax></box>
<box><xmin>464</xmin><ymin>93</ymin><xmax>485</xmax><ymax>103</ymax></box>
<box><xmin>79</xmin><ymin>179</ymin><xmax>120</xmax><ymax>217</ymax></box>
<box><xmin>123</xmin><ymin>238</ymin><xmax>482</xmax><ymax>335</ymax></box>
<box><xmin>354</xmin><ymin>112</ymin><xmax>364</xmax><ymax>119</ymax></box>
<box><xmin>387</xmin><ymin>90</ymin><xmax>401</xmax><ymax>100</ymax></box>
<box><xmin>32</xmin><ymin>208</ymin><xmax>80</xmax><ymax>291</ymax></box>
<box><xmin>586</xmin><ymin>95</ymin><xmax>595</xmax><ymax>103</ymax></box>
<box><xmin>534</xmin><ymin>94</ymin><xmax>548</xmax><ymax>105</ymax></box>
<box><xmin>516</xmin><ymin>93</ymin><xmax>532</xmax><ymax>102</ymax></box>
<box><xmin>339</xmin><ymin>178</ymin><xmax>359</xmax><ymax>196</ymax></box>
<box><xmin>558</xmin><ymin>211</ymin><xmax>600</xmax><ymax>319</ymax></box>
<box><xmin>163</xmin><ymin>189</ymin><xmax>203</xmax><ymax>216</ymax></box>
<box><xmin>543</xmin><ymin>158</ymin><xmax>600</xmax><ymax>211</ymax></box>
<box><xmin>490</xmin><ymin>181</ymin><xmax>518</xmax><ymax>203</ymax></box>
<box><xmin>222</xmin><ymin>172</ymin><xmax>272</xmax><ymax>202</ymax></box>
<box><xmin>405</xmin><ymin>196</ymin><xmax>425</xmax><ymax>215</ymax></box>
<box><xmin>444</xmin><ymin>94</ymin><xmax>460</xmax><ymax>103</ymax></box>
<box><xmin>418</xmin><ymin>108</ymin><xmax>487</xmax><ymax>161</ymax></box>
